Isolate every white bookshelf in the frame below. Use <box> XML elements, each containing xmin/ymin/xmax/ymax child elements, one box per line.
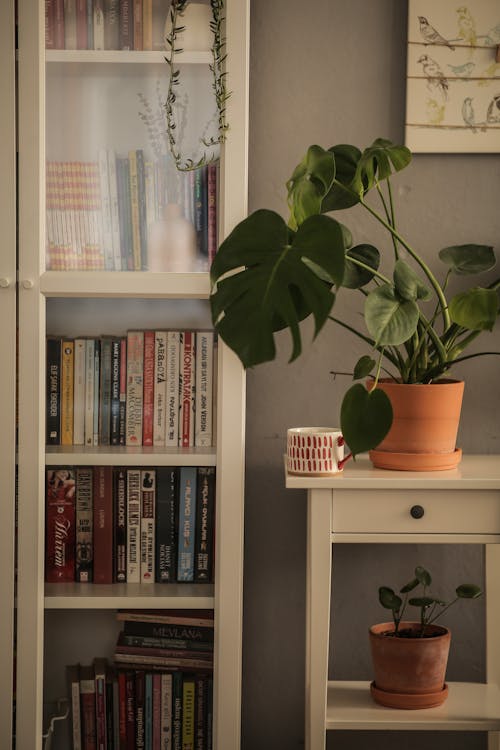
<box><xmin>16</xmin><ymin>1</ymin><xmax>249</xmax><ymax>749</ymax></box>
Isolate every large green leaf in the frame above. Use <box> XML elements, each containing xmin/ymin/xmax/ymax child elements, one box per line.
<box><xmin>286</xmin><ymin>145</ymin><xmax>336</xmax><ymax>230</ymax></box>
<box><xmin>210</xmin><ymin>209</ymin><xmax>345</xmax><ymax>368</ymax></box>
<box><xmin>340</xmin><ymin>383</ymin><xmax>393</xmax><ymax>457</ymax></box>
<box><xmin>322</xmin><ymin>144</ymin><xmax>362</xmax><ymax>212</ymax></box>
<box><xmin>439</xmin><ymin>244</ymin><xmax>496</xmax><ymax>275</ymax></box>
<box><xmin>342</xmin><ymin>244</ymin><xmax>380</xmax><ymax>289</ymax></box>
<box><xmin>351</xmin><ymin>138</ymin><xmax>412</xmax><ymax>195</ymax></box>
<box><xmin>393</xmin><ymin>259</ymin><xmax>431</xmax><ymax>301</ymax></box>
<box><xmin>364</xmin><ymin>284</ymin><xmax>420</xmax><ymax>345</ymax></box>
<box><xmin>448</xmin><ymin>287</ymin><xmax>498</xmax><ymax>331</ymax></box>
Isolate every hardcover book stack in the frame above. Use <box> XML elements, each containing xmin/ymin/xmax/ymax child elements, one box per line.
<box><xmin>45</xmin><ymin>0</ymin><xmax>169</xmax><ymax>51</ymax></box>
<box><xmin>67</xmin><ymin>610</ymin><xmax>214</xmax><ymax>748</ymax></box>
<box><xmin>46</xmin><ymin>153</ymin><xmax>217</xmax><ymax>272</ymax></box>
<box><xmin>45</xmin><ymin>465</ymin><xmax>215</xmax><ymax>584</ymax></box>
<box><xmin>46</xmin><ymin>329</ymin><xmax>216</xmax><ymax>448</ymax></box>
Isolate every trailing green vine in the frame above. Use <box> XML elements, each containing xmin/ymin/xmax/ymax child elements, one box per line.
<box><xmin>164</xmin><ymin>0</ymin><xmax>230</xmax><ymax>171</ymax></box>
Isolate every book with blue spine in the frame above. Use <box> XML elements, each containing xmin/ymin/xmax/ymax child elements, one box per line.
<box><xmin>177</xmin><ymin>466</ymin><xmax>197</xmax><ymax>582</ymax></box>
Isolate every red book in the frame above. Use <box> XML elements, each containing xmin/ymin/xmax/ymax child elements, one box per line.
<box><xmin>125</xmin><ymin>671</ymin><xmax>136</xmax><ymax>750</ymax></box>
<box><xmin>94</xmin><ymin>657</ymin><xmax>108</xmax><ymax>750</ymax></box>
<box><xmin>93</xmin><ymin>466</ymin><xmax>114</xmax><ymax>583</ymax></box>
<box><xmin>118</xmin><ymin>671</ymin><xmax>128</xmax><ymax>749</ymax></box>
<box><xmin>45</xmin><ymin>468</ymin><xmax>76</xmax><ymax>582</ymax></box>
<box><xmin>45</xmin><ymin>0</ymin><xmax>56</xmax><ymax>48</ymax></box>
<box><xmin>142</xmin><ymin>330</ymin><xmax>155</xmax><ymax>446</ymax></box>
<box><xmin>54</xmin><ymin>0</ymin><xmax>65</xmax><ymax>48</ymax></box>
<box><xmin>76</xmin><ymin>0</ymin><xmax>88</xmax><ymax>48</ymax></box>
<box><xmin>179</xmin><ymin>331</ymin><xmax>196</xmax><ymax>448</ymax></box>
<box><xmin>80</xmin><ymin>665</ymin><xmax>97</xmax><ymax>750</ymax></box>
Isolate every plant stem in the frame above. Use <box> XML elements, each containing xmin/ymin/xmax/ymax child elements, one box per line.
<box><xmin>428</xmin><ymin>599</ymin><xmax>457</xmax><ymax>625</ymax></box>
<box><xmin>376</xmin><ymin>183</ymin><xmax>399</xmax><ymax>260</ymax></box>
<box><xmin>328</xmin><ymin>316</ymin><xmax>399</xmax><ymax>368</ymax></box>
<box><xmin>346</xmin><ymin>256</ymin><xmax>391</xmax><ymax>285</ymax></box>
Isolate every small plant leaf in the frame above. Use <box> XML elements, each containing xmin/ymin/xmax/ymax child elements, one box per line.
<box><xmin>439</xmin><ymin>244</ymin><xmax>496</xmax><ymax>276</ymax></box>
<box><xmin>340</xmin><ymin>383</ymin><xmax>393</xmax><ymax>457</ymax></box>
<box><xmin>322</xmin><ymin>144</ymin><xmax>362</xmax><ymax>212</ymax></box>
<box><xmin>342</xmin><ymin>244</ymin><xmax>380</xmax><ymax>289</ymax></box>
<box><xmin>353</xmin><ymin>355</ymin><xmax>376</xmax><ymax>380</ymax></box>
<box><xmin>456</xmin><ymin>584</ymin><xmax>482</xmax><ymax>599</ymax></box>
<box><xmin>449</xmin><ymin>288</ymin><xmax>498</xmax><ymax>331</ymax></box>
<box><xmin>400</xmin><ymin>577</ymin><xmax>419</xmax><ymax>594</ymax></box>
<box><xmin>393</xmin><ymin>259</ymin><xmax>431</xmax><ymax>301</ymax></box>
<box><xmin>379</xmin><ymin>586</ymin><xmax>402</xmax><ymax>611</ymax></box>
<box><xmin>365</xmin><ymin>284</ymin><xmax>420</xmax><ymax>346</ymax></box>
<box><xmin>409</xmin><ymin>596</ymin><xmax>435</xmax><ymax>608</ymax></box>
<box><xmin>415</xmin><ymin>566</ymin><xmax>432</xmax><ymax>587</ymax></box>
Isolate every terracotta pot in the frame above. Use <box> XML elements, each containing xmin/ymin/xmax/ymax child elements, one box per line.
<box><xmin>367</xmin><ymin>379</ymin><xmax>464</xmax><ymax>471</ymax></box>
<box><xmin>369</xmin><ymin>621</ymin><xmax>450</xmax><ymax>709</ymax></box>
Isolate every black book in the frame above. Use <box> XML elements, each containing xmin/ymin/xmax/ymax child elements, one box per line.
<box><xmin>194</xmin><ymin>467</ymin><xmax>216</xmax><ymax>583</ymax></box>
<box><xmin>46</xmin><ymin>336</ymin><xmax>61</xmax><ymax>445</ymax></box>
<box><xmin>155</xmin><ymin>466</ymin><xmax>179</xmax><ymax>582</ymax></box>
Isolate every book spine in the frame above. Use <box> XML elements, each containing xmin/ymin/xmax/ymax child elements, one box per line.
<box><xmin>116</xmin><ymin>157</ymin><xmax>130</xmax><ymax>270</ymax></box>
<box><xmin>182</xmin><ymin>676</ymin><xmax>195</xmax><ymax>750</ymax></box>
<box><xmin>177</xmin><ymin>466</ymin><xmax>197</xmax><ymax>582</ymax></box>
<box><xmin>207</xmin><ymin>162</ymin><xmax>218</xmax><ymax>265</ymax></box>
<box><xmin>64</xmin><ymin>0</ymin><xmax>78</xmax><ymax>49</ymax></box>
<box><xmin>145</xmin><ymin>673</ymin><xmax>153</xmax><ymax>750</ymax></box>
<box><xmin>126</xmin><ymin>671</ymin><xmax>136</xmax><ymax>750</ymax></box>
<box><xmin>140</xmin><ymin>469</ymin><xmax>155</xmax><ymax>583</ymax></box>
<box><xmin>136</xmin><ymin>149</ymin><xmax>148</xmax><ymax>270</ymax></box>
<box><xmin>99</xmin><ymin>337</ymin><xmax>113</xmax><ymax>446</ymax></box>
<box><xmin>179</xmin><ymin>331</ymin><xmax>196</xmax><ymax>448</ymax></box>
<box><xmin>118</xmin><ymin>671</ymin><xmax>128</xmax><ymax>749</ymax></box>
<box><xmin>84</xmin><ymin>338</ymin><xmax>95</xmax><ymax>447</ymax></box>
<box><xmin>98</xmin><ymin>148</ymin><xmax>114</xmax><ymax>269</ymax></box>
<box><xmin>93</xmin><ymin>339</ymin><xmax>101</xmax><ymax>446</ymax></box>
<box><xmin>142</xmin><ymin>0</ymin><xmax>152</xmax><ymax>49</ymax></box>
<box><xmin>76</xmin><ymin>0</ymin><xmax>88</xmax><ymax>48</ymax></box>
<box><xmin>194</xmin><ymin>467</ymin><xmax>215</xmax><ymax>583</ymax></box>
<box><xmin>118</xmin><ymin>158</ymin><xmax>133</xmax><ymax>270</ymax></box>
<box><xmin>73</xmin><ymin>338</ymin><xmax>87</xmax><ymax>445</ymax></box>
<box><xmin>195</xmin><ymin>331</ymin><xmax>213</xmax><ymax>447</ymax></box>
<box><xmin>172</xmin><ymin>672</ymin><xmax>182</xmax><ymax>750</ymax></box>
<box><xmin>122</xmin><ymin>621</ymin><xmax>214</xmax><ymax>641</ymax></box>
<box><xmin>114</xmin><ymin>467</ymin><xmax>127</xmax><ymax>582</ymax></box>
<box><xmin>155</xmin><ymin>466</ymin><xmax>178</xmax><ymax>583</ymax></box>
<box><xmin>119</xmin><ymin>0</ymin><xmax>132</xmax><ymax>49</ymax></box>
<box><xmin>160</xmin><ymin>673</ymin><xmax>173</xmax><ymax>749</ymax></box>
<box><xmin>135</xmin><ymin>670</ymin><xmax>146</xmax><ymax>750</ymax></box>
<box><xmin>93</xmin><ymin>0</ymin><xmax>105</xmax><ymax>49</ymax></box>
<box><xmin>152</xmin><ymin>672</ymin><xmax>162</xmax><ymax>750</ymax></box>
<box><xmin>125</xmin><ymin>330</ymin><xmax>144</xmax><ymax>446</ymax></box>
<box><xmin>45</xmin><ymin>468</ymin><xmax>76</xmax><ymax>583</ymax></box>
<box><xmin>107</xmin><ymin>148</ymin><xmax>122</xmax><ymax>268</ymax></box>
<box><xmin>67</xmin><ymin>664</ymin><xmax>83</xmax><ymax>750</ymax></box>
<box><xmin>93</xmin><ymin>465</ymin><xmax>114</xmax><ymax>584</ymax></box>
<box><xmin>126</xmin><ymin>468</ymin><xmax>141</xmax><ymax>582</ymax></box>
<box><xmin>133</xmin><ymin>0</ymin><xmax>143</xmax><ymax>50</ymax></box>
<box><xmin>153</xmin><ymin>331</ymin><xmax>167</xmax><ymax>447</ymax></box>
<box><xmin>128</xmin><ymin>151</ymin><xmax>142</xmax><ymax>270</ymax></box>
<box><xmin>119</xmin><ymin>336</ymin><xmax>127</xmax><ymax>445</ymax></box>
<box><xmin>194</xmin><ymin>676</ymin><xmax>206</xmax><ymax>750</ymax></box>
<box><xmin>80</xmin><ymin>666</ymin><xmax>98</xmax><ymax>750</ymax></box>
<box><xmin>165</xmin><ymin>331</ymin><xmax>180</xmax><ymax>448</ymax></box>
<box><xmin>86</xmin><ymin>0</ymin><xmax>94</xmax><ymax>49</ymax></box>
<box><xmin>104</xmin><ymin>0</ymin><xmax>120</xmax><ymax>49</ymax></box>
<box><xmin>106</xmin><ymin>666</ymin><xmax>116</xmax><ymax>750</ymax></box>
<box><xmin>194</xmin><ymin>166</ymin><xmax>208</xmax><ymax>258</ymax></box>
<box><xmin>205</xmin><ymin>678</ymin><xmax>213</xmax><ymax>750</ymax></box>
<box><xmin>94</xmin><ymin>658</ymin><xmax>108</xmax><ymax>750</ymax></box>
<box><xmin>45</xmin><ymin>0</ymin><xmax>56</xmax><ymax>49</ymax></box>
<box><xmin>46</xmin><ymin>337</ymin><xmax>61</xmax><ymax>445</ymax></box>
<box><xmin>120</xmin><ymin>635</ymin><xmax>213</xmax><ymax>652</ymax></box>
<box><xmin>75</xmin><ymin>466</ymin><xmax>94</xmax><ymax>582</ymax></box>
<box><xmin>142</xmin><ymin>330</ymin><xmax>155</xmax><ymax>447</ymax></box>
<box><xmin>110</xmin><ymin>337</ymin><xmax>121</xmax><ymax>445</ymax></box>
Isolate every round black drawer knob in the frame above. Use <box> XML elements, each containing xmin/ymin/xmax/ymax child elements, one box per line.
<box><xmin>410</xmin><ymin>504</ymin><xmax>425</xmax><ymax>519</ymax></box>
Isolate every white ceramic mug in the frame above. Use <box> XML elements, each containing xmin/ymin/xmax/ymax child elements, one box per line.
<box><xmin>286</xmin><ymin>427</ymin><xmax>346</xmax><ymax>476</ymax></box>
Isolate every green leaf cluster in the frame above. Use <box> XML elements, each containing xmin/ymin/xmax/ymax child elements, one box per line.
<box><xmin>209</xmin><ymin>138</ymin><xmax>500</xmax><ymax>458</ymax></box>
<box><xmin>379</xmin><ymin>566</ymin><xmax>482</xmax><ymax>637</ymax></box>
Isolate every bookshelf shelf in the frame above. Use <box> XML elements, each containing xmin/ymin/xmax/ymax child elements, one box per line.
<box><xmin>45</xmin><ymin>445</ymin><xmax>217</xmax><ymax>466</ymax></box>
<box><xmin>45</xmin><ymin>50</ymin><xmax>212</xmax><ymax>65</ymax></box>
<box><xmin>44</xmin><ymin>582</ymin><xmax>215</xmax><ymax>609</ymax></box>
<box><xmin>40</xmin><ymin>271</ymin><xmax>211</xmax><ymax>299</ymax></box>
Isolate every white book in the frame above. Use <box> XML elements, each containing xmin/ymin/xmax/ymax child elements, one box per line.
<box><xmin>165</xmin><ymin>331</ymin><xmax>180</xmax><ymax>447</ymax></box>
<box><xmin>153</xmin><ymin>331</ymin><xmax>167</xmax><ymax>446</ymax></box>
<box><xmin>93</xmin><ymin>0</ymin><xmax>105</xmax><ymax>50</ymax></box>
<box><xmin>125</xmin><ymin>330</ymin><xmax>144</xmax><ymax>446</ymax></box>
<box><xmin>98</xmin><ymin>148</ymin><xmax>114</xmax><ymax>270</ymax></box>
<box><xmin>178</xmin><ymin>331</ymin><xmax>196</xmax><ymax>448</ymax></box>
<box><xmin>107</xmin><ymin>149</ymin><xmax>122</xmax><ymax>271</ymax></box>
<box><xmin>73</xmin><ymin>338</ymin><xmax>86</xmax><ymax>445</ymax></box>
<box><xmin>84</xmin><ymin>339</ymin><xmax>95</xmax><ymax>447</ymax></box>
<box><xmin>126</xmin><ymin>468</ymin><xmax>141</xmax><ymax>583</ymax></box>
<box><xmin>195</xmin><ymin>331</ymin><xmax>214</xmax><ymax>447</ymax></box>
<box><xmin>140</xmin><ymin>470</ymin><xmax>155</xmax><ymax>583</ymax></box>
<box><xmin>64</xmin><ymin>0</ymin><xmax>77</xmax><ymax>49</ymax></box>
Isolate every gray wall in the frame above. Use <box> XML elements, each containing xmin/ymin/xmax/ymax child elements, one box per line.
<box><xmin>242</xmin><ymin>1</ymin><xmax>500</xmax><ymax>749</ymax></box>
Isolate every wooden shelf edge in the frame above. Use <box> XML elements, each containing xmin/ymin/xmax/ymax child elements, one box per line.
<box><xmin>45</xmin><ymin>582</ymin><xmax>215</xmax><ymax>609</ymax></box>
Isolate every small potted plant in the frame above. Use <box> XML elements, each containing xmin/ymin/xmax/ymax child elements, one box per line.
<box><xmin>209</xmin><ymin>138</ymin><xmax>500</xmax><ymax>470</ymax></box>
<box><xmin>370</xmin><ymin>565</ymin><xmax>482</xmax><ymax>709</ymax></box>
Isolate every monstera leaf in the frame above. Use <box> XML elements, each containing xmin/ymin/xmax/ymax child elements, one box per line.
<box><xmin>321</xmin><ymin>144</ymin><xmax>362</xmax><ymax>212</ymax></box>
<box><xmin>210</xmin><ymin>209</ymin><xmax>345</xmax><ymax>368</ymax></box>
<box><xmin>286</xmin><ymin>145</ymin><xmax>336</xmax><ymax>230</ymax></box>
<box><xmin>351</xmin><ymin>138</ymin><xmax>412</xmax><ymax>196</ymax></box>
<box><xmin>342</xmin><ymin>244</ymin><xmax>380</xmax><ymax>289</ymax></box>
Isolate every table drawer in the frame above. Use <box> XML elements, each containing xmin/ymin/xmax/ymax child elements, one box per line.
<box><xmin>331</xmin><ymin>490</ymin><xmax>500</xmax><ymax>534</ymax></box>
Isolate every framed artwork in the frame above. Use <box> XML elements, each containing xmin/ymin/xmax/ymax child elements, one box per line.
<box><xmin>405</xmin><ymin>0</ymin><xmax>500</xmax><ymax>152</ymax></box>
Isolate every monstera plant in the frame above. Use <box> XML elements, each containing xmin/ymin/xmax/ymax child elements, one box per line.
<box><xmin>209</xmin><ymin>138</ymin><xmax>499</xmax><ymax>459</ymax></box>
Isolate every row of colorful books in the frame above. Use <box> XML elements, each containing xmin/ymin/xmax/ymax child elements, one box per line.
<box><xmin>45</xmin><ymin>465</ymin><xmax>215</xmax><ymax>584</ymax></box>
<box><xmin>46</xmin><ymin>153</ymin><xmax>217</xmax><ymax>271</ymax></box>
<box><xmin>46</xmin><ymin>0</ymin><xmax>168</xmax><ymax>51</ymax></box>
<box><xmin>46</xmin><ymin>330</ymin><xmax>215</xmax><ymax>448</ymax></box>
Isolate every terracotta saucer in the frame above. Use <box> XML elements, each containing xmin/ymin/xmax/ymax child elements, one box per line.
<box><xmin>368</xmin><ymin>448</ymin><xmax>462</xmax><ymax>472</ymax></box>
<box><xmin>370</xmin><ymin>681</ymin><xmax>449</xmax><ymax>709</ymax></box>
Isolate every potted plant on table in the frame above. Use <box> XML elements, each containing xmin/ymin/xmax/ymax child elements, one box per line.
<box><xmin>209</xmin><ymin>138</ymin><xmax>500</xmax><ymax>470</ymax></box>
<box><xmin>370</xmin><ymin>565</ymin><xmax>482</xmax><ymax>709</ymax></box>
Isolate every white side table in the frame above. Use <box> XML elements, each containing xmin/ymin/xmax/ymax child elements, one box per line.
<box><xmin>285</xmin><ymin>455</ymin><xmax>500</xmax><ymax>750</ymax></box>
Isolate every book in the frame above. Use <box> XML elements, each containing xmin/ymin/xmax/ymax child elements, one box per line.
<box><xmin>61</xmin><ymin>338</ymin><xmax>74</xmax><ymax>445</ymax></box>
<box><xmin>120</xmin><ymin>620</ymin><xmax>214</xmax><ymax>644</ymax></box>
<box><xmin>93</xmin><ymin>657</ymin><xmax>108</xmax><ymax>750</ymax></box>
<box><xmin>117</xmin><ymin>157</ymin><xmax>133</xmax><ymax>270</ymax></box>
<box><xmin>205</xmin><ymin>677</ymin><xmax>213</xmax><ymax>750</ymax></box>
<box><xmin>67</xmin><ymin>664</ymin><xmax>82</xmax><ymax>750</ymax></box>
<box><xmin>93</xmin><ymin>465</ymin><xmax>114</xmax><ymax>584</ymax></box>
<box><xmin>107</xmin><ymin>148</ymin><xmax>122</xmax><ymax>268</ymax></box>
<box><xmin>160</xmin><ymin>673</ymin><xmax>173</xmax><ymax>749</ymax></box>
<box><xmin>133</xmin><ymin>0</ymin><xmax>143</xmax><ymax>50</ymax></box>
<box><xmin>84</xmin><ymin>338</ymin><xmax>96</xmax><ymax>447</ymax></box>
<box><xmin>179</xmin><ymin>332</ymin><xmax>196</xmax><ymax>448</ymax></box>
<box><xmin>113</xmin><ymin>653</ymin><xmax>213</xmax><ymax>671</ymax></box>
<box><xmin>119</xmin><ymin>336</ymin><xmax>128</xmax><ymax>445</ymax></box>
<box><xmin>117</xmin><ymin>671</ymin><xmax>128</xmax><ymax>749</ymax></box>
<box><xmin>140</xmin><ymin>469</ymin><xmax>155</xmax><ymax>583</ymax></box>
<box><xmin>46</xmin><ymin>337</ymin><xmax>61</xmax><ymax>445</ymax></box>
<box><xmin>106</xmin><ymin>665</ymin><xmax>117</xmax><ymax>750</ymax></box>
<box><xmin>135</xmin><ymin>670</ymin><xmax>146</xmax><ymax>749</ymax></box>
<box><xmin>76</xmin><ymin>0</ymin><xmax>88</xmax><ymax>48</ymax></box>
<box><xmin>155</xmin><ymin>466</ymin><xmax>178</xmax><ymax>583</ymax></box>
<box><xmin>182</xmin><ymin>676</ymin><xmax>195</xmax><ymax>750</ymax></box>
<box><xmin>142</xmin><ymin>330</ymin><xmax>155</xmax><ymax>447</ymax></box>
<box><xmin>136</xmin><ymin>149</ymin><xmax>148</xmax><ymax>269</ymax></box>
<box><xmin>145</xmin><ymin>672</ymin><xmax>153</xmax><ymax>750</ymax></box>
<box><xmin>194</xmin><ymin>166</ymin><xmax>208</xmax><ymax>258</ymax></box>
<box><xmin>80</xmin><ymin>664</ymin><xmax>97</xmax><ymax>750</ymax></box>
<box><xmin>117</xmin><ymin>610</ymin><xmax>214</xmax><ymax>627</ymax></box>
<box><xmin>128</xmin><ymin>151</ymin><xmax>142</xmax><ymax>270</ymax></box>
<box><xmin>98</xmin><ymin>148</ymin><xmax>114</xmax><ymax>269</ymax></box>
<box><xmin>207</xmin><ymin>161</ymin><xmax>218</xmax><ymax>264</ymax></box>
<box><xmin>64</xmin><ymin>0</ymin><xmax>78</xmax><ymax>49</ymax></box>
<box><xmin>75</xmin><ymin>466</ymin><xmax>93</xmax><ymax>582</ymax></box>
<box><xmin>119</xmin><ymin>0</ymin><xmax>132</xmax><ymax>49</ymax></box>
<box><xmin>153</xmin><ymin>331</ymin><xmax>167</xmax><ymax>447</ymax></box>
<box><xmin>93</xmin><ymin>339</ymin><xmax>101</xmax><ymax>446</ymax></box>
<box><xmin>152</xmin><ymin>672</ymin><xmax>162</xmax><ymax>750</ymax></box>
<box><xmin>194</xmin><ymin>332</ymin><xmax>214</xmax><ymax>448</ymax></box>
<box><xmin>125</xmin><ymin>671</ymin><xmax>136</xmax><ymax>749</ymax></box>
<box><xmin>115</xmin><ymin>641</ymin><xmax>213</xmax><ymax>665</ymax></box>
<box><xmin>194</xmin><ymin>676</ymin><xmax>206</xmax><ymax>750</ymax></box>
<box><xmin>104</xmin><ymin>0</ymin><xmax>120</xmax><ymax>49</ymax></box>
<box><xmin>119</xmin><ymin>634</ymin><xmax>213</xmax><ymax>652</ymax></box>
<box><xmin>45</xmin><ymin>0</ymin><xmax>56</xmax><ymax>48</ymax></box>
<box><xmin>172</xmin><ymin>672</ymin><xmax>182</xmax><ymax>750</ymax></box>
<box><xmin>93</xmin><ymin>0</ymin><xmax>105</xmax><ymax>49</ymax></box>
<box><xmin>177</xmin><ymin>466</ymin><xmax>197</xmax><ymax>582</ymax></box>
<box><xmin>142</xmin><ymin>0</ymin><xmax>152</xmax><ymax>49</ymax></box>
<box><xmin>99</xmin><ymin>336</ymin><xmax>113</xmax><ymax>446</ymax></box>
<box><xmin>73</xmin><ymin>338</ymin><xmax>87</xmax><ymax>445</ymax></box>
<box><xmin>125</xmin><ymin>330</ymin><xmax>144</xmax><ymax>445</ymax></box>
<box><xmin>126</xmin><ymin>468</ymin><xmax>141</xmax><ymax>583</ymax></box>
<box><xmin>194</xmin><ymin>467</ymin><xmax>215</xmax><ymax>583</ymax></box>
<box><xmin>114</xmin><ymin>467</ymin><xmax>127</xmax><ymax>582</ymax></box>
<box><xmin>110</xmin><ymin>337</ymin><xmax>121</xmax><ymax>445</ymax></box>
<box><xmin>165</xmin><ymin>331</ymin><xmax>181</xmax><ymax>447</ymax></box>
<box><xmin>45</xmin><ymin>468</ymin><xmax>76</xmax><ymax>583</ymax></box>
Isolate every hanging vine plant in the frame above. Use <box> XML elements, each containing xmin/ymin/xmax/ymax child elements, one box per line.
<box><xmin>164</xmin><ymin>0</ymin><xmax>230</xmax><ymax>171</ymax></box>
